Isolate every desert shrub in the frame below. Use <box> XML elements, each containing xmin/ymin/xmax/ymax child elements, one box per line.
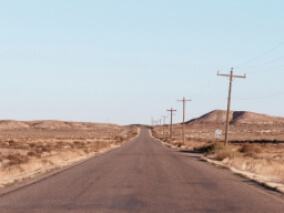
<box><xmin>54</xmin><ymin>143</ymin><xmax>65</xmax><ymax>150</ymax></box>
<box><xmin>103</xmin><ymin>137</ymin><xmax>110</xmax><ymax>140</ymax></box>
<box><xmin>32</xmin><ymin>147</ymin><xmax>43</xmax><ymax>154</ymax></box>
<box><xmin>29</xmin><ymin>143</ymin><xmax>36</xmax><ymax>148</ymax></box>
<box><xmin>239</xmin><ymin>143</ymin><xmax>261</xmax><ymax>153</ymax></box>
<box><xmin>215</xmin><ymin>142</ymin><xmax>225</xmax><ymax>151</ymax></box>
<box><xmin>194</xmin><ymin>142</ymin><xmax>225</xmax><ymax>153</ymax></box>
<box><xmin>29</xmin><ymin>143</ymin><xmax>45</xmax><ymax>153</ymax></box>
<box><xmin>73</xmin><ymin>141</ymin><xmax>86</xmax><ymax>149</ymax></box>
<box><xmin>194</xmin><ymin>143</ymin><xmax>215</xmax><ymax>153</ymax></box>
<box><xmin>45</xmin><ymin>144</ymin><xmax>56</xmax><ymax>151</ymax></box>
<box><xmin>216</xmin><ymin>151</ymin><xmax>232</xmax><ymax>161</ymax></box>
<box><xmin>243</xmin><ymin>152</ymin><xmax>257</xmax><ymax>158</ymax></box>
<box><xmin>114</xmin><ymin>135</ymin><xmax>124</xmax><ymax>142</ymax></box>
<box><xmin>88</xmin><ymin>142</ymin><xmax>109</xmax><ymax>152</ymax></box>
<box><xmin>8</xmin><ymin>141</ymin><xmax>29</xmax><ymax>150</ymax></box>
<box><xmin>38</xmin><ymin>145</ymin><xmax>51</xmax><ymax>153</ymax></box>
<box><xmin>174</xmin><ymin>141</ymin><xmax>183</xmax><ymax>148</ymax></box>
<box><xmin>0</xmin><ymin>142</ymin><xmax>9</xmax><ymax>148</ymax></box>
<box><xmin>27</xmin><ymin>151</ymin><xmax>41</xmax><ymax>158</ymax></box>
<box><xmin>8</xmin><ymin>154</ymin><xmax>29</xmax><ymax>165</ymax></box>
<box><xmin>69</xmin><ymin>143</ymin><xmax>75</xmax><ymax>149</ymax></box>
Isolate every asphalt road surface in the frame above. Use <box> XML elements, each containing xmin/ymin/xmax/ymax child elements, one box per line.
<box><xmin>0</xmin><ymin>128</ymin><xmax>284</xmax><ymax>213</ymax></box>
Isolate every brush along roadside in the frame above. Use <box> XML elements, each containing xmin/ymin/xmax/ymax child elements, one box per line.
<box><xmin>198</xmin><ymin>142</ymin><xmax>284</xmax><ymax>191</ymax></box>
<box><xmin>150</xmin><ymin>129</ymin><xmax>284</xmax><ymax>194</ymax></box>
<box><xmin>0</xmin><ymin>127</ymin><xmax>140</xmax><ymax>188</ymax></box>
<box><xmin>196</xmin><ymin>142</ymin><xmax>284</xmax><ymax>193</ymax></box>
<box><xmin>201</xmin><ymin>156</ymin><xmax>284</xmax><ymax>194</ymax></box>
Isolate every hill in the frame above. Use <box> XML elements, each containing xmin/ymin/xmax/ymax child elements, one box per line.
<box><xmin>0</xmin><ymin>120</ymin><xmax>119</xmax><ymax>131</ymax></box>
<box><xmin>186</xmin><ymin>110</ymin><xmax>284</xmax><ymax>125</ymax></box>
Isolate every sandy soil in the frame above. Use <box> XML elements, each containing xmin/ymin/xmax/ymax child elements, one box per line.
<box><xmin>153</xmin><ymin>110</ymin><xmax>284</xmax><ymax>142</ymax></box>
<box><xmin>152</xmin><ymin>129</ymin><xmax>284</xmax><ymax>189</ymax></box>
<box><xmin>151</xmin><ymin>110</ymin><xmax>284</xmax><ymax>188</ymax></box>
<box><xmin>0</xmin><ymin>121</ymin><xmax>139</xmax><ymax>187</ymax></box>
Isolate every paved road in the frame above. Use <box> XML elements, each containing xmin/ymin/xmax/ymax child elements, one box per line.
<box><xmin>0</xmin><ymin>128</ymin><xmax>284</xmax><ymax>213</ymax></box>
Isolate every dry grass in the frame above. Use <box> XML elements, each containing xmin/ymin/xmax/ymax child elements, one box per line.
<box><xmin>213</xmin><ymin>144</ymin><xmax>284</xmax><ymax>183</ymax></box>
<box><xmin>152</xmin><ymin>122</ymin><xmax>284</xmax><ymax>143</ymax></box>
<box><xmin>152</xmin><ymin>126</ymin><xmax>284</xmax><ymax>184</ymax></box>
<box><xmin>27</xmin><ymin>151</ymin><xmax>41</xmax><ymax>158</ymax></box>
<box><xmin>239</xmin><ymin>143</ymin><xmax>262</xmax><ymax>153</ymax></box>
<box><xmin>216</xmin><ymin>151</ymin><xmax>232</xmax><ymax>161</ymax></box>
<box><xmin>193</xmin><ymin>143</ymin><xmax>216</xmax><ymax>153</ymax></box>
<box><xmin>7</xmin><ymin>154</ymin><xmax>29</xmax><ymax>166</ymax></box>
<box><xmin>0</xmin><ymin>124</ymin><xmax>139</xmax><ymax>186</ymax></box>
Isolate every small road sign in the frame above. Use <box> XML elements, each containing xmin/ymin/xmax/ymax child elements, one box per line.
<box><xmin>215</xmin><ymin>129</ymin><xmax>222</xmax><ymax>139</ymax></box>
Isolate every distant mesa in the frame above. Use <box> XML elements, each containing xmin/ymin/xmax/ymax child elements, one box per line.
<box><xmin>0</xmin><ymin>120</ymin><xmax>119</xmax><ymax>131</ymax></box>
<box><xmin>1</xmin><ymin>110</ymin><xmax>283</xmax><ymax>131</ymax></box>
<box><xmin>127</xmin><ymin>124</ymin><xmax>152</xmax><ymax>128</ymax></box>
<box><xmin>0</xmin><ymin>120</ymin><xmax>30</xmax><ymax>130</ymax></box>
<box><xmin>185</xmin><ymin>110</ymin><xmax>284</xmax><ymax>125</ymax></box>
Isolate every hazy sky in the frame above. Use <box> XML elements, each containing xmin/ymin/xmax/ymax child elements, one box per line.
<box><xmin>1</xmin><ymin>0</ymin><xmax>284</xmax><ymax>125</ymax></box>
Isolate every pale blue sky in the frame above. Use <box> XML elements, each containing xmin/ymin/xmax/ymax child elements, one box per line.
<box><xmin>1</xmin><ymin>0</ymin><xmax>284</xmax><ymax>124</ymax></box>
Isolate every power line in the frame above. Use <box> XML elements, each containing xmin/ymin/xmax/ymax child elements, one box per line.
<box><xmin>236</xmin><ymin>42</ymin><xmax>284</xmax><ymax>68</ymax></box>
<box><xmin>247</xmin><ymin>63</ymin><xmax>284</xmax><ymax>74</ymax></box>
<box><xmin>193</xmin><ymin>75</ymin><xmax>226</xmax><ymax>101</ymax></box>
<box><xmin>233</xmin><ymin>91</ymin><xmax>284</xmax><ymax>101</ymax></box>
<box><xmin>238</xmin><ymin>56</ymin><xmax>284</xmax><ymax>72</ymax></box>
<box><xmin>192</xmin><ymin>75</ymin><xmax>215</xmax><ymax>97</ymax></box>
<box><xmin>255</xmin><ymin>55</ymin><xmax>284</xmax><ymax>66</ymax></box>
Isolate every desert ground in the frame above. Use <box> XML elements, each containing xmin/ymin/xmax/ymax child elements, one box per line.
<box><xmin>2</xmin><ymin>129</ymin><xmax>284</xmax><ymax>212</ymax></box>
<box><xmin>153</xmin><ymin>110</ymin><xmax>284</xmax><ymax>143</ymax></box>
<box><xmin>0</xmin><ymin>120</ymin><xmax>139</xmax><ymax>187</ymax></box>
<box><xmin>151</xmin><ymin>110</ymin><xmax>284</xmax><ymax>187</ymax></box>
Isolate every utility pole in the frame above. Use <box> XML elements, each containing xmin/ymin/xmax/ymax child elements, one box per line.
<box><xmin>159</xmin><ymin>118</ymin><xmax>162</xmax><ymax>135</ymax></box>
<box><xmin>167</xmin><ymin>108</ymin><xmax>177</xmax><ymax>140</ymax></box>
<box><xmin>161</xmin><ymin>115</ymin><xmax>168</xmax><ymax>138</ymax></box>
<box><xmin>217</xmin><ymin>68</ymin><xmax>246</xmax><ymax>146</ymax></box>
<box><xmin>177</xmin><ymin>97</ymin><xmax>191</xmax><ymax>144</ymax></box>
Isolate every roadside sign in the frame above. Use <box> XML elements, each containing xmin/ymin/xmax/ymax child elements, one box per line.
<box><xmin>215</xmin><ymin>129</ymin><xmax>222</xmax><ymax>139</ymax></box>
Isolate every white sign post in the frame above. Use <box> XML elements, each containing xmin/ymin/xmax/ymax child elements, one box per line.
<box><xmin>214</xmin><ymin>130</ymin><xmax>222</xmax><ymax>153</ymax></box>
<box><xmin>215</xmin><ymin>130</ymin><xmax>222</xmax><ymax>139</ymax></box>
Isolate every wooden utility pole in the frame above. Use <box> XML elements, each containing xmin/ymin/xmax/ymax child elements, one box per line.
<box><xmin>159</xmin><ymin>118</ymin><xmax>162</xmax><ymax>134</ymax></box>
<box><xmin>217</xmin><ymin>68</ymin><xmax>246</xmax><ymax>146</ymax></box>
<box><xmin>177</xmin><ymin>97</ymin><xmax>191</xmax><ymax>144</ymax></box>
<box><xmin>161</xmin><ymin>115</ymin><xmax>168</xmax><ymax>138</ymax></box>
<box><xmin>167</xmin><ymin>108</ymin><xmax>177</xmax><ymax>140</ymax></box>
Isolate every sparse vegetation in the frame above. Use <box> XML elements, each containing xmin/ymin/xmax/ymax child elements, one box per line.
<box><xmin>193</xmin><ymin>143</ymin><xmax>216</xmax><ymax>153</ymax></box>
<box><xmin>27</xmin><ymin>151</ymin><xmax>41</xmax><ymax>158</ymax></box>
<box><xmin>151</xmin><ymin>110</ymin><xmax>284</xmax><ymax>185</ymax></box>
<box><xmin>8</xmin><ymin>154</ymin><xmax>29</xmax><ymax>166</ymax></box>
<box><xmin>216</xmin><ymin>151</ymin><xmax>232</xmax><ymax>161</ymax></box>
<box><xmin>239</xmin><ymin>143</ymin><xmax>262</xmax><ymax>153</ymax></box>
<box><xmin>0</xmin><ymin>121</ymin><xmax>139</xmax><ymax>187</ymax></box>
<box><xmin>152</xmin><ymin>110</ymin><xmax>284</xmax><ymax>143</ymax></box>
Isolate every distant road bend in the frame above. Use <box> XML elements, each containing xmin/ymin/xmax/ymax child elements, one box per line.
<box><xmin>0</xmin><ymin>128</ymin><xmax>284</xmax><ymax>213</ymax></box>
